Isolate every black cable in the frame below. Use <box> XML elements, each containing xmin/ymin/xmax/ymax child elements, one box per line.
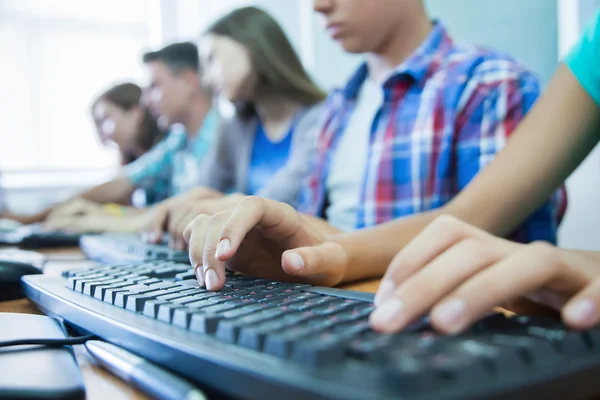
<box><xmin>0</xmin><ymin>334</ymin><xmax>96</xmax><ymax>348</ymax></box>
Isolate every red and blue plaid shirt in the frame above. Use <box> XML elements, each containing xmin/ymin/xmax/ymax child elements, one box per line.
<box><xmin>299</xmin><ymin>22</ymin><xmax>567</xmax><ymax>244</ymax></box>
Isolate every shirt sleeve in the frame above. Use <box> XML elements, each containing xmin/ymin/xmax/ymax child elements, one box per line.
<box><xmin>564</xmin><ymin>9</ymin><xmax>600</xmax><ymax>106</ymax></box>
<box><xmin>454</xmin><ymin>67</ymin><xmax>540</xmax><ymax>190</ymax></box>
<box><xmin>122</xmin><ymin>130</ymin><xmax>184</xmax><ymax>200</ymax></box>
<box><xmin>454</xmin><ymin>66</ymin><xmax>565</xmax><ymax>244</ymax></box>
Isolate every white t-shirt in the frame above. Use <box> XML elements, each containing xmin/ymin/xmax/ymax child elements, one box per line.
<box><xmin>325</xmin><ymin>78</ymin><xmax>384</xmax><ymax>232</ymax></box>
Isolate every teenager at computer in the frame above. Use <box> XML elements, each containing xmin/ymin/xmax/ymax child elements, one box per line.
<box><xmin>92</xmin><ymin>82</ymin><xmax>166</xmax><ymax>167</ymax></box>
<box><xmin>145</xmin><ymin>7</ymin><xmax>325</xmax><ymax>249</ymax></box>
<box><xmin>181</xmin><ymin>0</ymin><xmax>564</xmax><ymax>291</ymax></box>
<box><xmin>368</xmin><ymin>8</ymin><xmax>600</xmax><ymax>335</ymax></box>
<box><xmin>40</xmin><ymin>42</ymin><xmax>218</xmax><ymax>232</ymax></box>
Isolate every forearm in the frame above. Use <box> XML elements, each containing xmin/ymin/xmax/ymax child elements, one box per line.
<box><xmin>2</xmin><ymin>210</ymin><xmax>50</xmax><ymax>225</ymax></box>
<box><xmin>300</xmin><ymin>213</ymin><xmax>343</xmax><ymax>236</ymax></box>
<box><xmin>333</xmin><ymin>210</ymin><xmax>444</xmax><ymax>283</ymax></box>
<box><xmin>447</xmin><ymin>65</ymin><xmax>600</xmax><ymax>237</ymax></box>
<box><xmin>78</xmin><ymin>177</ymin><xmax>135</xmax><ymax>205</ymax></box>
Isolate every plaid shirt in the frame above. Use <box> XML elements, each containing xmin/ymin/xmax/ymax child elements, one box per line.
<box><xmin>299</xmin><ymin>22</ymin><xmax>567</xmax><ymax>244</ymax></box>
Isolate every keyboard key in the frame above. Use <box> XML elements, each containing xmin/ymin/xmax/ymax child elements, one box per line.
<box><xmin>82</xmin><ymin>279</ymin><xmax>126</xmax><ymax>297</ymax></box>
<box><xmin>189</xmin><ymin>314</ymin><xmax>227</xmax><ymax>334</ymax></box>
<box><xmin>184</xmin><ymin>300</ymin><xmax>216</xmax><ymax>309</ymax></box>
<box><xmin>157</xmin><ymin>289</ymin><xmax>199</xmax><ymax>302</ymax></box>
<box><xmin>179</xmin><ymin>279</ymin><xmax>201</xmax><ymax>288</ymax></box>
<box><xmin>193</xmin><ymin>292</ymin><xmax>222</xmax><ymax>301</ymax></box>
<box><xmin>171</xmin><ymin>296</ymin><xmax>203</xmax><ymax>305</ymax></box>
<box><xmin>157</xmin><ymin>304</ymin><xmax>185</xmax><ymax>323</ymax></box>
<box><xmin>198</xmin><ymin>303</ymin><xmax>236</xmax><ymax>314</ymax></box>
<box><xmin>137</xmin><ymin>278</ymin><xmax>162</xmax><ymax>285</ymax></box>
<box><xmin>94</xmin><ymin>282</ymin><xmax>137</xmax><ymax>301</ymax></box>
<box><xmin>309</xmin><ymin>300</ymin><xmax>353</xmax><ymax>316</ymax></box>
<box><xmin>222</xmin><ymin>305</ymin><xmax>267</xmax><ymax>319</ymax></box>
<box><xmin>264</xmin><ymin>325</ymin><xmax>326</xmax><ymax>358</ymax></box>
<box><xmin>347</xmin><ymin>334</ymin><xmax>396</xmax><ymax>360</ymax></box>
<box><xmin>291</xmin><ymin>332</ymin><xmax>349</xmax><ymax>366</ymax></box>
<box><xmin>147</xmin><ymin>282</ymin><xmax>181</xmax><ymax>290</ymax></box>
<box><xmin>124</xmin><ymin>275</ymin><xmax>152</xmax><ymax>283</ymax></box>
<box><xmin>332</xmin><ymin>321</ymin><xmax>371</xmax><ymax>337</ymax></box>
<box><xmin>143</xmin><ymin>300</ymin><xmax>171</xmax><ymax>318</ymax></box>
<box><xmin>126</xmin><ymin>293</ymin><xmax>168</xmax><ymax>312</ymax></box>
<box><xmin>103</xmin><ymin>288</ymin><xmax>131</xmax><ymax>304</ymax></box>
<box><xmin>238</xmin><ymin>320</ymin><xmax>293</xmax><ymax>350</ymax></box>
<box><xmin>72</xmin><ymin>276</ymin><xmax>116</xmax><ymax>292</ymax></box>
<box><xmin>207</xmin><ymin>295</ymin><xmax>236</xmax><ymax>304</ymax></box>
<box><xmin>114</xmin><ymin>289</ymin><xmax>168</xmax><ymax>308</ymax></box>
<box><xmin>172</xmin><ymin>307</ymin><xmax>212</xmax><ymax>329</ymax></box>
<box><xmin>174</xmin><ymin>271</ymin><xmax>196</xmax><ymax>281</ymax></box>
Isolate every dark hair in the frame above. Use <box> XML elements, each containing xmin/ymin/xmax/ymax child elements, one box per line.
<box><xmin>92</xmin><ymin>83</ymin><xmax>166</xmax><ymax>165</ymax></box>
<box><xmin>142</xmin><ymin>42</ymin><xmax>200</xmax><ymax>75</ymax></box>
<box><xmin>206</xmin><ymin>7</ymin><xmax>326</xmax><ymax>118</ymax></box>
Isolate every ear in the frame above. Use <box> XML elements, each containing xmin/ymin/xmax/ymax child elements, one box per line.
<box><xmin>131</xmin><ymin>105</ymin><xmax>145</xmax><ymax>122</ymax></box>
<box><xmin>181</xmin><ymin>69</ymin><xmax>201</xmax><ymax>88</ymax></box>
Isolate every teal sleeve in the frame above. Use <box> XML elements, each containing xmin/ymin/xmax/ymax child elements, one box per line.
<box><xmin>122</xmin><ymin>130</ymin><xmax>184</xmax><ymax>194</ymax></box>
<box><xmin>564</xmin><ymin>9</ymin><xmax>600</xmax><ymax>106</ymax></box>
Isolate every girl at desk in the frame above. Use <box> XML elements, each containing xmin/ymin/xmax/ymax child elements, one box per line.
<box><xmin>92</xmin><ymin>82</ymin><xmax>167</xmax><ymax>168</ymax></box>
<box><xmin>147</xmin><ymin>6</ymin><xmax>326</xmax><ymax>248</ymax></box>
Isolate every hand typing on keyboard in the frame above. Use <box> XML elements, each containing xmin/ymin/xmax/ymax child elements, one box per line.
<box><xmin>370</xmin><ymin>215</ymin><xmax>600</xmax><ymax>334</ymax></box>
<box><xmin>146</xmin><ymin>192</ymin><xmax>243</xmax><ymax>251</ymax></box>
<box><xmin>182</xmin><ymin>197</ymin><xmax>348</xmax><ymax>291</ymax></box>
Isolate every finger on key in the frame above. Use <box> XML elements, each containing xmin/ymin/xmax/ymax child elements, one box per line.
<box><xmin>202</xmin><ymin>211</ymin><xmax>232</xmax><ymax>291</ymax></box>
<box><xmin>370</xmin><ymin>238</ymin><xmax>501</xmax><ymax>333</ymax></box>
<box><xmin>375</xmin><ymin>215</ymin><xmax>489</xmax><ymax>306</ymax></box>
<box><xmin>216</xmin><ymin>197</ymin><xmax>299</xmax><ymax>261</ymax></box>
<box><xmin>430</xmin><ymin>243</ymin><xmax>565</xmax><ymax>334</ymax></box>
<box><xmin>184</xmin><ymin>214</ymin><xmax>213</xmax><ymax>287</ymax></box>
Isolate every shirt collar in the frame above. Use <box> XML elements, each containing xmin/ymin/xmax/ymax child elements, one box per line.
<box><xmin>342</xmin><ymin>21</ymin><xmax>453</xmax><ymax>99</ymax></box>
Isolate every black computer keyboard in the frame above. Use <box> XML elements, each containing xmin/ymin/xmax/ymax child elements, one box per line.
<box><xmin>22</xmin><ymin>261</ymin><xmax>600</xmax><ymax>400</ymax></box>
<box><xmin>0</xmin><ymin>224</ymin><xmax>82</xmax><ymax>249</ymax></box>
<box><xmin>79</xmin><ymin>233</ymin><xmax>188</xmax><ymax>264</ymax></box>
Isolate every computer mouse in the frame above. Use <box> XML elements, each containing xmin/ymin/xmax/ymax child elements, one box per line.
<box><xmin>0</xmin><ymin>260</ymin><xmax>42</xmax><ymax>301</ymax></box>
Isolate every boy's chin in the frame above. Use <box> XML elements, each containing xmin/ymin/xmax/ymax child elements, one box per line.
<box><xmin>337</xmin><ymin>38</ymin><xmax>369</xmax><ymax>54</ymax></box>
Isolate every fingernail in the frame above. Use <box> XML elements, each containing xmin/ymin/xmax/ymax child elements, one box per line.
<box><xmin>215</xmin><ymin>238</ymin><xmax>231</xmax><ymax>259</ymax></box>
<box><xmin>370</xmin><ymin>299</ymin><xmax>404</xmax><ymax>328</ymax></box>
<box><xmin>374</xmin><ymin>279</ymin><xmax>396</xmax><ymax>306</ymax></box>
<box><xmin>205</xmin><ymin>269</ymin><xmax>220</xmax><ymax>291</ymax></box>
<box><xmin>194</xmin><ymin>266</ymin><xmax>205</xmax><ymax>286</ymax></box>
<box><xmin>566</xmin><ymin>299</ymin><xmax>596</xmax><ymax>325</ymax></box>
<box><xmin>433</xmin><ymin>298</ymin><xmax>466</xmax><ymax>331</ymax></box>
<box><xmin>287</xmin><ymin>253</ymin><xmax>304</xmax><ymax>272</ymax></box>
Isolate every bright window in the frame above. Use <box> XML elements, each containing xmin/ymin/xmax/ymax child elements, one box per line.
<box><xmin>0</xmin><ymin>0</ymin><xmax>152</xmax><ymax>174</ymax></box>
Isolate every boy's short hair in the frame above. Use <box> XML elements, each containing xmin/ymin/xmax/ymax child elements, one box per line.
<box><xmin>142</xmin><ymin>42</ymin><xmax>200</xmax><ymax>75</ymax></box>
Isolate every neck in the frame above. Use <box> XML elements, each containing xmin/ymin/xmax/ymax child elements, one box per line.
<box><xmin>181</xmin><ymin>93</ymin><xmax>211</xmax><ymax>137</ymax></box>
<box><xmin>253</xmin><ymin>88</ymin><xmax>301</xmax><ymax>141</ymax></box>
<box><xmin>366</xmin><ymin>14</ymin><xmax>433</xmax><ymax>83</ymax></box>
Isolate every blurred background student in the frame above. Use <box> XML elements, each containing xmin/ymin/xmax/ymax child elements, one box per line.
<box><xmin>34</xmin><ymin>42</ymin><xmax>218</xmax><ymax>232</ymax></box>
<box><xmin>92</xmin><ymin>82</ymin><xmax>166</xmax><ymax>167</ymax></box>
<box><xmin>142</xmin><ymin>7</ymin><xmax>326</xmax><ymax>247</ymax></box>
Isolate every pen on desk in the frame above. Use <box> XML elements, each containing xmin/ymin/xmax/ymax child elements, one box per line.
<box><xmin>85</xmin><ymin>340</ymin><xmax>208</xmax><ymax>400</ymax></box>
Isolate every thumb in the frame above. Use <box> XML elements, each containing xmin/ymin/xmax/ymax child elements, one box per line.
<box><xmin>281</xmin><ymin>241</ymin><xmax>348</xmax><ymax>287</ymax></box>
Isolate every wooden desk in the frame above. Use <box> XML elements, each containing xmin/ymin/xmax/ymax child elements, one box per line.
<box><xmin>0</xmin><ymin>247</ymin><xmax>381</xmax><ymax>400</ymax></box>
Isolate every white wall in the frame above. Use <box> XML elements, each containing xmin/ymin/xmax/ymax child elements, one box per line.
<box><xmin>160</xmin><ymin>0</ymin><xmax>600</xmax><ymax>249</ymax></box>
